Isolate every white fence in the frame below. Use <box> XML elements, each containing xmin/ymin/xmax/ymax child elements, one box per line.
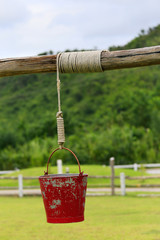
<box><xmin>1</xmin><ymin>173</ymin><xmax>160</xmax><ymax>197</ymax></box>
<box><xmin>1</xmin><ymin>160</ymin><xmax>160</xmax><ymax>197</ymax></box>
<box><xmin>0</xmin><ymin>169</ymin><xmax>19</xmax><ymax>175</ymax></box>
<box><xmin>114</xmin><ymin>163</ymin><xmax>160</xmax><ymax>171</ymax></box>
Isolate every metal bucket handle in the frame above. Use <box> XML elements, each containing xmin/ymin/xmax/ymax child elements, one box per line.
<box><xmin>44</xmin><ymin>147</ymin><xmax>83</xmax><ymax>175</ymax></box>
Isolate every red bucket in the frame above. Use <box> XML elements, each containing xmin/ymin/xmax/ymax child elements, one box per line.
<box><xmin>39</xmin><ymin>147</ymin><xmax>88</xmax><ymax>223</ymax></box>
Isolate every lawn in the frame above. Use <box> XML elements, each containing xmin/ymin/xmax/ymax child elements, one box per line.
<box><xmin>0</xmin><ymin>196</ymin><xmax>160</xmax><ymax>240</ymax></box>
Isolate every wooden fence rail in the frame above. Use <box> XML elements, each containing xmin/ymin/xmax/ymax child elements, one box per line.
<box><xmin>0</xmin><ymin>46</ymin><xmax>160</xmax><ymax>77</ymax></box>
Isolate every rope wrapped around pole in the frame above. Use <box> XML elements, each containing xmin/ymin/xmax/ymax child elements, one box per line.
<box><xmin>58</xmin><ymin>50</ymin><xmax>103</xmax><ymax>73</ymax></box>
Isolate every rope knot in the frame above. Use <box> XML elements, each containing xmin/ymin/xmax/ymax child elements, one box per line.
<box><xmin>56</xmin><ymin>111</ymin><xmax>63</xmax><ymax>118</ymax></box>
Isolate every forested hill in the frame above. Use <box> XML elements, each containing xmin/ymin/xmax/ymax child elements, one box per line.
<box><xmin>0</xmin><ymin>25</ymin><xmax>160</xmax><ymax>170</ymax></box>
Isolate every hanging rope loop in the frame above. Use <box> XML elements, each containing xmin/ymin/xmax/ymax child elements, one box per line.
<box><xmin>56</xmin><ymin>51</ymin><xmax>102</xmax><ymax>148</ymax></box>
<box><xmin>56</xmin><ymin>53</ymin><xmax>65</xmax><ymax>148</ymax></box>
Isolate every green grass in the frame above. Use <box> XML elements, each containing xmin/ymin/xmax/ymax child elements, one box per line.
<box><xmin>1</xmin><ymin>165</ymin><xmax>159</xmax><ymax>188</ymax></box>
<box><xmin>0</xmin><ymin>196</ymin><xmax>160</xmax><ymax>240</ymax></box>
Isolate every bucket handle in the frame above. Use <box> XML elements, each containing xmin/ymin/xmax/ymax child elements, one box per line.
<box><xmin>44</xmin><ymin>147</ymin><xmax>83</xmax><ymax>176</ymax></box>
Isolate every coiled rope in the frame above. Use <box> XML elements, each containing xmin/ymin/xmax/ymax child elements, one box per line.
<box><xmin>59</xmin><ymin>50</ymin><xmax>103</xmax><ymax>73</ymax></box>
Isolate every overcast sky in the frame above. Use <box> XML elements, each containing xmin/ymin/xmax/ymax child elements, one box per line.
<box><xmin>0</xmin><ymin>0</ymin><xmax>160</xmax><ymax>58</ymax></box>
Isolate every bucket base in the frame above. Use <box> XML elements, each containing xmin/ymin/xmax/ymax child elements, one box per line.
<box><xmin>47</xmin><ymin>216</ymin><xmax>84</xmax><ymax>224</ymax></box>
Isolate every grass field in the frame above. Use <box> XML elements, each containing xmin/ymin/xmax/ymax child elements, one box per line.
<box><xmin>0</xmin><ymin>165</ymin><xmax>160</xmax><ymax>188</ymax></box>
<box><xmin>0</xmin><ymin>196</ymin><xmax>160</xmax><ymax>240</ymax></box>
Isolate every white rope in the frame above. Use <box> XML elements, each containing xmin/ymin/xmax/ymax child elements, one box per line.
<box><xmin>59</xmin><ymin>50</ymin><xmax>103</xmax><ymax>73</ymax></box>
<box><xmin>56</xmin><ymin>53</ymin><xmax>65</xmax><ymax>147</ymax></box>
<box><xmin>56</xmin><ymin>50</ymin><xmax>102</xmax><ymax>147</ymax></box>
<box><xmin>56</xmin><ymin>117</ymin><xmax>65</xmax><ymax>145</ymax></box>
<box><xmin>56</xmin><ymin>53</ymin><xmax>61</xmax><ymax>113</ymax></box>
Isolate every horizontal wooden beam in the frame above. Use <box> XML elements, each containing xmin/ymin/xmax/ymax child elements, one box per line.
<box><xmin>0</xmin><ymin>55</ymin><xmax>57</xmax><ymax>77</ymax></box>
<box><xmin>101</xmin><ymin>45</ymin><xmax>160</xmax><ymax>70</ymax></box>
<box><xmin>0</xmin><ymin>45</ymin><xmax>160</xmax><ymax>77</ymax></box>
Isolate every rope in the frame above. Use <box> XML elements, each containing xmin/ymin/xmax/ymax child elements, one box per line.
<box><xmin>57</xmin><ymin>53</ymin><xmax>61</xmax><ymax>113</ymax></box>
<box><xmin>56</xmin><ymin>53</ymin><xmax>65</xmax><ymax>148</ymax></box>
<box><xmin>56</xmin><ymin>50</ymin><xmax>102</xmax><ymax>147</ymax></box>
<box><xmin>59</xmin><ymin>50</ymin><xmax>103</xmax><ymax>73</ymax></box>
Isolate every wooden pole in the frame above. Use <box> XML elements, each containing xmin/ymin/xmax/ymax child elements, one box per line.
<box><xmin>0</xmin><ymin>45</ymin><xmax>160</xmax><ymax>77</ymax></box>
<box><xmin>101</xmin><ymin>45</ymin><xmax>160</xmax><ymax>71</ymax></box>
<box><xmin>110</xmin><ymin>157</ymin><xmax>115</xmax><ymax>196</ymax></box>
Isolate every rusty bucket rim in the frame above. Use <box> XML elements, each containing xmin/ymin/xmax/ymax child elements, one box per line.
<box><xmin>39</xmin><ymin>173</ymin><xmax>88</xmax><ymax>179</ymax></box>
